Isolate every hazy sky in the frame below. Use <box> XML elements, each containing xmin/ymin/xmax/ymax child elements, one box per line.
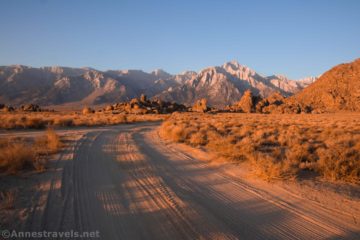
<box><xmin>0</xmin><ymin>0</ymin><xmax>359</xmax><ymax>79</ymax></box>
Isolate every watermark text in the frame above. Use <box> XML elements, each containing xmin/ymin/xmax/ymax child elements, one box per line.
<box><xmin>1</xmin><ymin>230</ymin><xmax>100</xmax><ymax>239</ymax></box>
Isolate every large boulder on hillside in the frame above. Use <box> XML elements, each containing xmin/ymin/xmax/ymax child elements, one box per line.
<box><xmin>267</xmin><ymin>92</ymin><xmax>285</xmax><ymax>106</ymax></box>
<box><xmin>21</xmin><ymin>104</ymin><xmax>41</xmax><ymax>112</ymax></box>
<box><xmin>257</xmin><ymin>92</ymin><xmax>285</xmax><ymax>113</ymax></box>
<box><xmin>140</xmin><ymin>94</ymin><xmax>147</xmax><ymax>103</ymax></box>
<box><xmin>2</xmin><ymin>105</ymin><xmax>15</xmax><ymax>112</ymax></box>
<box><xmin>82</xmin><ymin>107</ymin><xmax>94</xmax><ymax>114</ymax></box>
<box><xmin>236</xmin><ymin>90</ymin><xmax>257</xmax><ymax>113</ymax></box>
<box><xmin>192</xmin><ymin>99</ymin><xmax>209</xmax><ymax>113</ymax></box>
<box><xmin>104</xmin><ymin>105</ymin><xmax>114</xmax><ymax>111</ymax></box>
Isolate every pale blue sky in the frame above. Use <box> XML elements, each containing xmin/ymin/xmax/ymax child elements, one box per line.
<box><xmin>0</xmin><ymin>0</ymin><xmax>359</xmax><ymax>79</ymax></box>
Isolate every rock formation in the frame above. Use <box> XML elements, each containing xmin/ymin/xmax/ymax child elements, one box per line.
<box><xmin>226</xmin><ymin>90</ymin><xmax>261</xmax><ymax>113</ymax></box>
<box><xmin>102</xmin><ymin>95</ymin><xmax>187</xmax><ymax>114</ymax></box>
<box><xmin>192</xmin><ymin>99</ymin><xmax>210</xmax><ymax>113</ymax></box>
<box><xmin>20</xmin><ymin>104</ymin><xmax>41</xmax><ymax>112</ymax></box>
<box><xmin>82</xmin><ymin>107</ymin><xmax>95</xmax><ymax>114</ymax></box>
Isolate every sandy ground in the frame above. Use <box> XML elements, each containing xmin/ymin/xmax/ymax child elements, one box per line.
<box><xmin>1</xmin><ymin>122</ymin><xmax>359</xmax><ymax>239</ymax></box>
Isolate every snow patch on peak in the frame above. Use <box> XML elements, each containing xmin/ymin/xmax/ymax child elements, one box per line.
<box><xmin>297</xmin><ymin>76</ymin><xmax>317</xmax><ymax>84</ymax></box>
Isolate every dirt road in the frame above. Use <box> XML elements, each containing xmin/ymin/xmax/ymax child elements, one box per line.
<box><xmin>13</xmin><ymin>123</ymin><xmax>360</xmax><ymax>239</ymax></box>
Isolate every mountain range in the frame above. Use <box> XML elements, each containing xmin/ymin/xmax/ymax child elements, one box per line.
<box><xmin>0</xmin><ymin>61</ymin><xmax>317</xmax><ymax>108</ymax></box>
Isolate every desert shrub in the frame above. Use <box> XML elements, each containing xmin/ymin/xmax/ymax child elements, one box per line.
<box><xmin>0</xmin><ymin>129</ymin><xmax>62</xmax><ymax>174</ymax></box>
<box><xmin>112</xmin><ymin>114</ymin><xmax>127</xmax><ymax>124</ymax></box>
<box><xmin>189</xmin><ymin>131</ymin><xmax>207</xmax><ymax>146</ymax></box>
<box><xmin>34</xmin><ymin>128</ymin><xmax>62</xmax><ymax>155</ymax></box>
<box><xmin>252</xmin><ymin>153</ymin><xmax>283</xmax><ymax>180</ymax></box>
<box><xmin>159</xmin><ymin>113</ymin><xmax>360</xmax><ymax>183</ymax></box>
<box><xmin>52</xmin><ymin>117</ymin><xmax>74</xmax><ymax>127</ymax></box>
<box><xmin>46</xmin><ymin>128</ymin><xmax>62</xmax><ymax>152</ymax></box>
<box><xmin>317</xmin><ymin>142</ymin><xmax>360</xmax><ymax>183</ymax></box>
<box><xmin>169</xmin><ymin>124</ymin><xmax>187</xmax><ymax>142</ymax></box>
<box><xmin>0</xmin><ymin>190</ymin><xmax>16</xmax><ymax>210</ymax></box>
<box><xmin>0</xmin><ymin>141</ymin><xmax>36</xmax><ymax>174</ymax></box>
<box><xmin>25</xmin><ymin>117</ymin><xmax>47</xmax><ymax>129</ymax></box>
<box><xmin>0</xmin><ymin>112</ymin><xmax>166</xmax><ymax>129</ymax></box>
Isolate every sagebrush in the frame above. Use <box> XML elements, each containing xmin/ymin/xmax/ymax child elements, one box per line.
<box><xmin>0</xmin><ymin>112</ymin><xmax>168</xmax><ymax>129</ymax></box>
<box><xmin>0</xmin><ymin>129</ymin><xmax>62</xmax><ymax>173</ymax></box>
<box><xmin>159</xmin><ymin>113</ymin><xmax>360</xmax><ymax>183</ymax></box>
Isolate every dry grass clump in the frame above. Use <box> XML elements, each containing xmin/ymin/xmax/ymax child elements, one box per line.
<box><xmin>0</xmin><ymin>190</ymin><xmax>16</xmax><ymax>210</ymax></box>
<box><xmin>159</xmin><ymin>113</ymin><xmax>360</xmax><ymax>183</ymax></box>
<box><xmin>0</xmin><ymin>129</ymin><xmax>62</xmax><ymax>174</ymax></box>
<box><xmin>34</xmin><ymin>129</ymin><xmax>62</xmax><ymax>154</ymax></box>
<box><xmin>0</xmin><ymin>112</ymin><xmax>167</xmax><ymax>129</ymax></box>
<box><xmin>0</xmin><ymin>140</ymin><xmax>36</xmax><ymax>174</ymax></box>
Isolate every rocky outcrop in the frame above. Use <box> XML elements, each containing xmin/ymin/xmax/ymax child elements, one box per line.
<box><xmin>0</xmin><ymin>104</ymin><xmax>15</xmax><ymax>112</ymax></box>
<box><xmin>102</xmin><ymin>95</ymin><xmax>187</xmax><ymax>114</ymax></box>
<box><xmin>82</xmin><ymin>107</ymin><xmax>95</xmax><ymax>114</ymax></box>
<box><xmin>192</xmin><ymin>99</ymin><xmax>210</xmax><ymax>113</ymax></box>
<box><xmin>20</xmin><ymin>104</ymin><xmax>41</xmax><ymax>112</ymax></box>
<box><xmin>257</xmin><ymin>92</ymin><xmax>286</xmax><ymax>113</ymax></box>
<box><xmin>223</xmin><ymin>91</ymin><xmax>312</xmax><ymax>114</ymax></box>
<box><xmin>226</xmin><ymin>90</ymin><xmax>261</xmax><ymax>113</ymax></box>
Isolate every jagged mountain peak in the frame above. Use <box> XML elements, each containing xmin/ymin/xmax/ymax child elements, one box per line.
<box><xmin>9</xmin><ymin>64</ymin><xmax>28</xmax><ymax>69</ymax></box>
<box><xmin>199</xmin><ymin>66</ymin><xmax>224</xmax><ymax>75</ymax></box>
<box><xmin>270</xmin><ymin>74</ymin><xmax>290</xmax><ymax>81</ymax></box>
<box><xmin>151</xmin><ymin>69</ymin><xmax>171</xmax><ymax>78</ymax></box>
<box><xmin>223</xmin><ymin>60</ymin><xmax>256</xmax><ymax>73</ymax></box>
<box><xmin>180</xmin><ymin>70</ymin><xmax>197</xmax><ymax>75</ymax></box>
<box><xmin>297</xmin><ymin>76</ymin><xmax>318</xmax><ymax>84</ymax></box>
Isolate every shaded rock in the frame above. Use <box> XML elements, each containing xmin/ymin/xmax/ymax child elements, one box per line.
<box><xmin>256</xmin><ymin>92</ymin><xmax>286</xmax><ymax>113</ymax></box>
<box><xmin>267</xmin><ymin>92</ymin><xmax>285</xmax><ymax>106</ymax></box>
<box><xmin>104</xmin><ymin>105</ymin><xmax>114</xmax><ymax>111</ymax></box>
<box><xmin>21</xmin><ymin>104</ymin><xmax>41</xmax><ymax>112</ymax></box>
<box><xmin>2</xmin><ymin>106</ymin><xmax>15</xmax><ymax>112</ymax></box>
<box><xmin>238</xmin><ymin>90</ymin><xmax>255</xmax><ymax>113</ymax></box>
<box><xmin>227</xmin><ymin>90</ymin><xmax>261</xmax><ymax>113</ymax></box>
<box><xmin>140</xmin><ymin>94</ymin><xmax>147</xmax><ymax>103</ymax></box>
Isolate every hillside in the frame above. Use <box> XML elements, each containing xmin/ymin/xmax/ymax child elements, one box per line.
<box><xmin>292</xmin><ymin>58</ymin><xmax>360</xmax><ymax>112</ymax></box>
